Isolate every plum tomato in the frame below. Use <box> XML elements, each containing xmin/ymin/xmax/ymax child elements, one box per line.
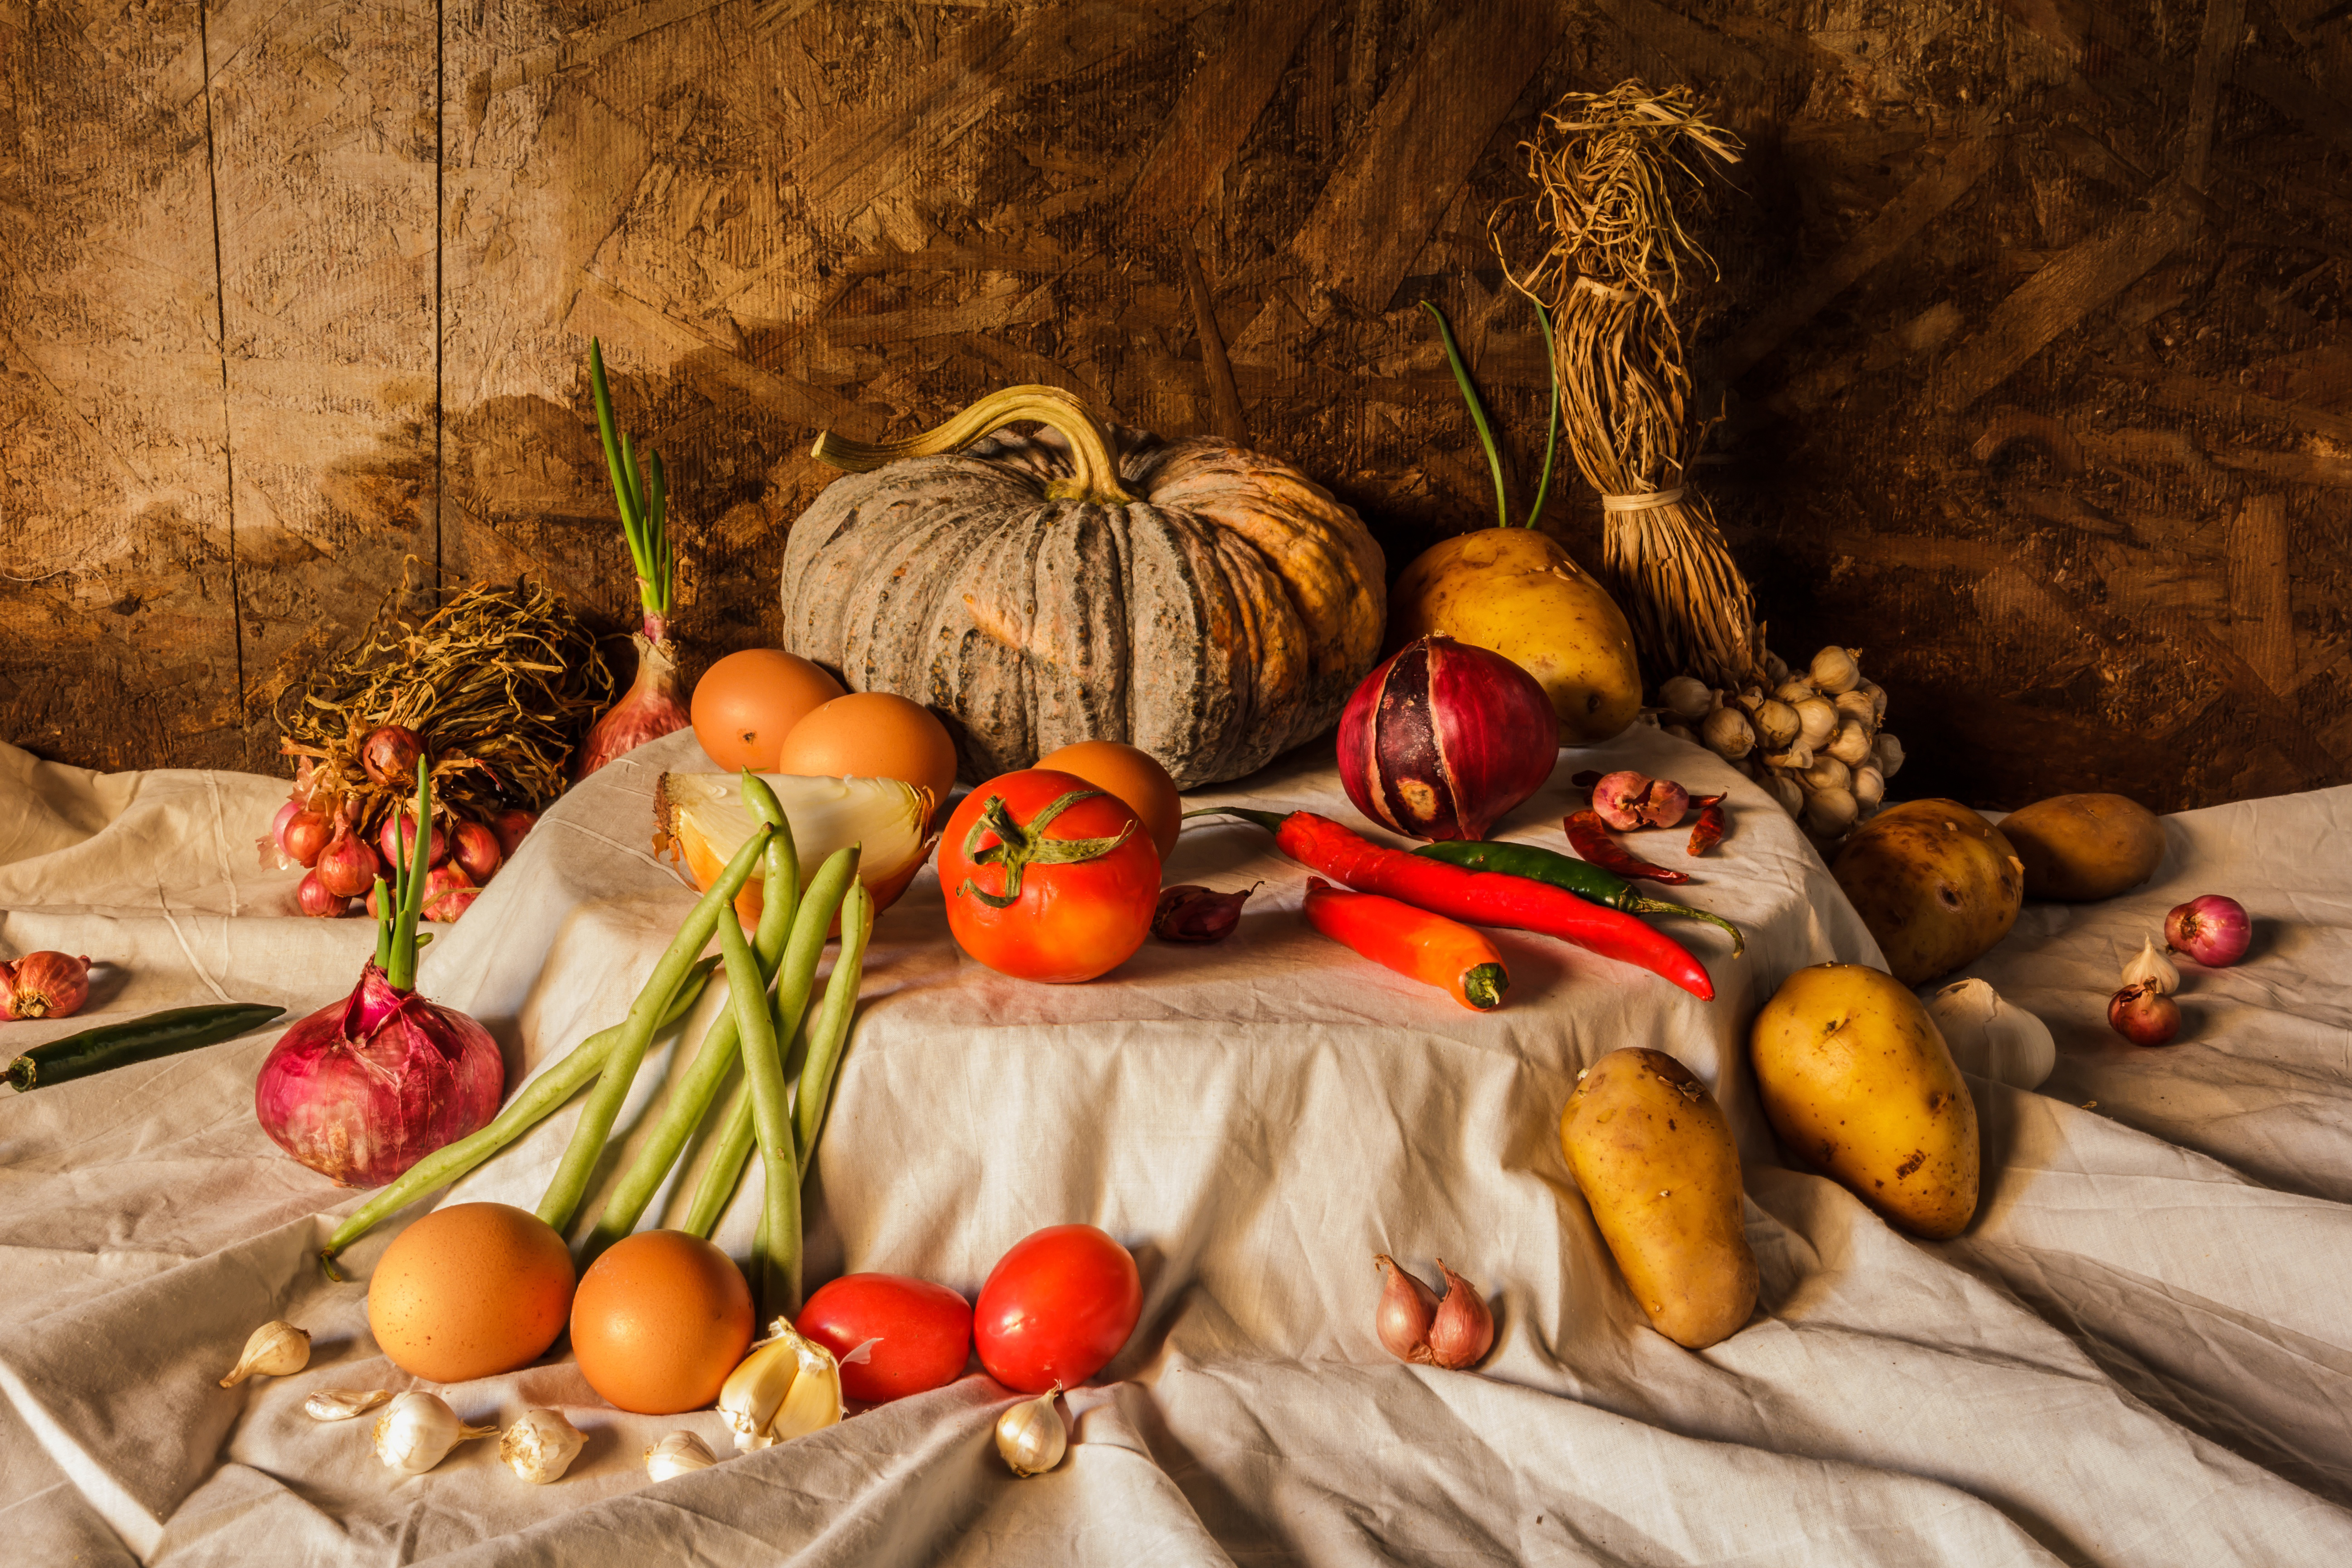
<box><xmin>973</xmin><ymin>1223</ymin><xmax>1143</xmax><ymax>1393</ymax></box>
<box><xmin>795</xmin><ymin>1273</ymin><xmax>974</xmax><ymax>1404</ymax></box>
<box><xmin>939</xmin><ymin>769</ymin><xmax>1161</xmax><ymax>984</ymax></box>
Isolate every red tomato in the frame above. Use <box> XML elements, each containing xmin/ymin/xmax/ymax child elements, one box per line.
<box><xmin>974</xmin><ymin>1224</ymin><xmax>1143</xmax><ymax>1393</ymax></box>
<box><xmin>939</xmin><ymin>769</ymin><xmax>1161</xmax><ymax>983</ymax></box>
<box><xmin>795</xmin><ymin>1273</ymin><xmax>973</xmax><ymax>1404</ymax></box>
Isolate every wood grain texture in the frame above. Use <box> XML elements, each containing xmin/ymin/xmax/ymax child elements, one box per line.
<box><xmin>8</xmin><ymin>0</ymin><xmax>2352</xmax><ymax>817</ymax></box>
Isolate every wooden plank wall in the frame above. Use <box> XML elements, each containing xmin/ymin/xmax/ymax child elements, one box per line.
<box><xmin>4</xmin><ymin>0</ymin><xmax>2347</xmax><ymax>814</ymax></box>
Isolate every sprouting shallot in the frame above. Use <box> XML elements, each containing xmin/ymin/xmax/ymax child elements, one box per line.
<box><xmin>576</xmin><ymin>340</ymin><xmax>690</xmax><ymax>778</ymax></box>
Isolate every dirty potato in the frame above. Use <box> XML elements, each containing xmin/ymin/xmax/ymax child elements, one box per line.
<box><xmin>1998</xmin><ymin>792</ymin><xmax>2165</xmax><ymax>901</ymax></box>
<box><xmin>1830</xmin><ymin>799</ymin><xmax>2024</xmax><ymax>985</ymax></box>
<box><xmin>1559</xmin><ymin>1048</ymin><xmax>1759</xmax><ymax>1349</ymax></box>
<box><xmin>1749</xmin><ymin>963</ymin><xmax>1980</xmax><ymax>1240</ymax></box>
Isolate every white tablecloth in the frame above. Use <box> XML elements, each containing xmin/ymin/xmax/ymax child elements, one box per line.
<box><xmin>2</xmin><ymin>729</ymin><xmax>2347</xmax><ymax>1565</ymax></box>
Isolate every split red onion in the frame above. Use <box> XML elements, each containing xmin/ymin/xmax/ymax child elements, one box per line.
<box><xmin>577</xmin><ymin>633</ymin><xmax>689</xmax><ymax>779</ymax></box>
<box><xmin>297</xmin><ymin>871</ymin><xmax>349</xmax><ymax>918</ymax></box>
<box><xmin>491</xmin><ymin>809</ymin><xmax>537</xmax><ymax>858</ymax></box>
<box><xmin>254</xmin><ymin>962</ymin><xmax>504</xmax><ymax>1187</ymax></box>
<box><xmin>315</xmin><ymin>822</ymin><xmax>382</xmax><ymax>900</ymax></box>
<box><xmin>380</xmin><ymin>808</ymin><xmax>448</xmax><ymax>872</ymax></box>
<box><xmin>2108</xmin><ymin>982</ymin><xmax>2181</xmax><ymax>1047</ymax></box>
<box><xmin>2166</xmin><ymin>894</ymin><xmax>2250</xmax><ymax>967</ymax></box>
<box><xmin>0</xmin><ymin>952</ymin><xmax>92</xmax><ymax>1019</ymax></box>
<box><xmin>451</xmin><ymin>820</ymin><xmax>502</xmax><ymax>882</ymax></box>
<box><xmin>360</xmin><ymin>725</ymin><xmax>424</xmax><ymax>787</ymax></box>
<box><xmin>283</xmin><ymin>809</ymin><xmax>330</xmax><ymax>869</ymax></box>
<box><xmin>1337</xmin><ymin>635</ymin><xmax>1557</xmax><ymax>842</ymax></box>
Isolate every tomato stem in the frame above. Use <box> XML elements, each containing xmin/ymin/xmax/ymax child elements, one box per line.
<box><xmin>956</xmin><ymin>788</ymin><xmax>1135</xmax><ymax>908</ymax></box>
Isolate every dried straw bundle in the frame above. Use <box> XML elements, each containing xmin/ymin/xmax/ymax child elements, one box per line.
<box><xmin>278</xmin><ymin>564</ymin><xmax>612</xmax><ymax>832</ymax></box>
<box><xmin>1499</xmin><ymin>81</ymin><xmax>1761</xmax><ymax>690</ymax></box>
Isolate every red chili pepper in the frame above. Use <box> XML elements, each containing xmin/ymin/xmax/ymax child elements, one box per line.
<box><xmin>1565</xmin><ymin>810</ymin><xmax>1693</xmax><ymax>886</ymax></box>
<box><xmin>1303</xmin><ymin>878</ymin><xmax>1508</xmax><ymax>1010</ymax></box>
<box><xmin>1192</xmin><ymin>808</ymin><xmax>1713</xmax><ymax>1001</ymax></box>
<box><xmin>1688</xmin><ymin>794</ymin><xmax>1727</xmax><ymax>857</ymax></box>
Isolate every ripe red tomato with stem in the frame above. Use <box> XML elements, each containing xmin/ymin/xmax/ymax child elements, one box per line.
<box><xmin>939</xmin><ymin>769</ymin><xmax>1161</xmax><ymax>983</ymax></box>
<box><xmin>974</xmin><ymin>1223</ymin><xmax>1143</xmax><ymax>1393</ymax></box>
<box><xmin>796</xmin><ymin>1273</ymin><xmax>974</xmax><ymax>1404</ymax></box>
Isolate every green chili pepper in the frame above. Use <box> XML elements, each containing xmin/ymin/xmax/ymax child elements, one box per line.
<box><xmin>5</xmin><ymin>1003</ymin><xmax>284</xmax><ymax>1093</ymax></box>
<box><xmin>1412</xmin><ymin>840</ymin><xmax>1744</xmax><ymax>955</ymax></box>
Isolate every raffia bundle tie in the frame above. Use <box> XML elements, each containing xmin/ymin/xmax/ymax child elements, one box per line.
<box><xmin>1601</xmin><ymin>487</ymin><xmax>1686</xmax><ymax>511</ymax></box>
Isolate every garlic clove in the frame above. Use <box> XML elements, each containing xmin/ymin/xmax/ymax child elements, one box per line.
<box><xmin>1425</xmin><ymin>1260</ymin><xmax>1495</xmax><ymax>1371</ymax></box>
<box><xmin>305</xmin><ymin>1389</ymin><xmax>392</xmax><ymax>1422</ymax></box>
<box><xmin>645</xmin><ymin>1430</ymin><xmax>719</xmax><ymax>1481</ymax></box>
<box><xmin>1873</xmin><ymin>732</ymin><xmax>1905</xmax><ymax>779</ymax></box>
<box><xmin>2122</xmin><ymin>935</ymin><xmax>2181</xmax><ymax>997</ymax></box>
<box><xmin>1810</xmin><ymin>646</ymin><xmax>1862</xmax><ymax>694</ymax></box>
<box><xmin>1802</xmin><ymin>786</ymin><xmax>1858</xmax><ymax>838</ymax></box>
<box><xmin>718</xmin><ymin>1318</ymin><xmax>843</xmax><ymax>1451</ymax></box>
<box><xmin>1700</xmin><ymin>706</ymin><xmax>1754</xmax><ymax>760</ymax></box>
<box><xmin>1794</xmin><ymin>696</ymin><xmax>1838</xmax><ymax>749</ymax></box>
<box><xmin>1801</xmin><ymin>756</ymin><xmax>1851</xmax><ymax>794</ymax></box>
<box><xmin>1754</xmin><ymin>699</ymin><xmax>1800</xmax><ymax>750</ymax></box>
<box><xmin>1852</xmin><ymin>765</ymin><xmax>1886</xmax><ymax>809</ymax></box>
<box><xmin>220</xmin><ymin>1320</ymin><xmax>311</xmax><ymax>1388</ymax></box>
<box><xmin>1657</xmin><ymin>675</ymin><xmax>1714</xmax><ymax>723</ymax></box>
<box><xmin>500</xmin><ymin>1409</ymin><xmax>588</xmax><ymax>1485</ymax></box>
<box><xmin>997</xmin><ymin>1385</ymin><xmax>1068</xmax><ymax>1477</ymax></box>
<box><xmin>373</xmin><ymin>1391</ymin><xmax>498</xmax><ymax>1476</ymax></box>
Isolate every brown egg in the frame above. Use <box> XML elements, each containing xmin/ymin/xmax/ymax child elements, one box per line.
<box><xmin>368</xmin><ymin>1202</ymin><xmax>575</xmax><ymax>1384</ymax></box>
<box><xmin>775</xmin><ymin>691</ymin><xmax>958</xmax><ymax>810</ymax></box>
<box><xmin>692</xmin><ymin>649</ymin><xmax>845</xmax><ymax>773</ymax></box>
<box><xmin>571</xmin><ymin>1230</ymin><xmax>754</xmax><ymax>1415</ymax></box>
<box><xmin>1035</xmin><ymin>740</ymin><xmax>1180</xmax><ymax>864</ymax></box>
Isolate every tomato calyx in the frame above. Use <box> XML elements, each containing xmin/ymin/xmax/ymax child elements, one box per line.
<box><xmin>955</xmin><ymin>788</ymin><xmax>1138</xmax><ymax>909</ymax></box>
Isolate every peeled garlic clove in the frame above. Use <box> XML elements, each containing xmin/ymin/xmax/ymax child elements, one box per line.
<box><xmin>305</xmin><ymin>1389</ymin><xmax>391</xmax><ymax>1422</ymax></box>
<box><xmin>220</xmin><ymin>1320</ymin><xmax>311</xmax><ymax>1387</ymax></box>
<box><xmin>500</xmin><ymin>1409</ymin><xmax>587</xmax><ymax>1485</ymax></box>
<box><xmin>1764</xmin><ymin>773</ymin><xmax>1805</xmax><ymax>819</ymax></box>
<box><xmin>1810</xmin><ymin>646</ymin><xmax>1862</xmax><ymax>694</ymax></box>
<box><xmin>1657</xmin><ymin>675</ymin><xmax>1714</xmax><ymax>723</ymax></box>
<box><xmin>1754</xmin><ymin>699</ymin><xmax>1800</xmax><ymax>750</ymax></box>
<box><xmin>1827</xmin><ymin>717</ymin><xmax>1875</xmax><ymax>766</ymax></box>
<box><xmin>1852</xmin><ymin>764</ymin><xmax>1886</xmax><ymax>809</ymax></box>
<box><xmin>1833</xmin><ymin>689</ymin><xmax>1877</xmax><ymax>728</ymax></box>
<box><xmin>1873</xmin><ymin>732</ymin><xmax>1905</xmax><ymax>779</ymax></box>
<box><xmin>1927</xmin><ymin>977</ymin><xmax>2057</xmax><ymax>1089</ymax></box>
<box><xmin>996</xmin><ymin>1385</ymin><xmax>1068</xmax><ymax>1477</ymax></box>
<box><xmin>1700</xmin><ymin>706</ymin><xmax>1755</xmax><ymax>760</ymax></box>
<box><xmin>1794</xmin><ymin>696</ymin><xmax>1838</xmax><ymax>748</ymax></box>
<box><xmin>719</xmin><ymin>1318</ymin><xmax>844</xmax><ymax>1451</ymax></box>
<box><xmin>1803</xmin><ymin>785</ymin><xmax>1858</xmax><ymax>838</ymax></box>
<box><xmin>645</xmin><ymin>1430</ymin><xmax>718</xmax><ymax>1481</ymax></box>
<box><xmin>2122</xmin><ymin>935</ymin><xmax>2181</xmax><ymax>997</ymax></box>
<box><xmin>1802</xmin><ymin>756</ymin><xmax>1851</xmax><ymax>794</ymax></box>
<box><xmin>374</xmin><ymin>1391</ymin><xmax>498</xmax><ymax>1476</ymax></box>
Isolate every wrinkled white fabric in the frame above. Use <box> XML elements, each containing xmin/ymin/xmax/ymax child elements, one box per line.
<box><xmin>0</xmin><ymin>729</ymin><xmax>2347</xmax><ymax>1565</ymax></box>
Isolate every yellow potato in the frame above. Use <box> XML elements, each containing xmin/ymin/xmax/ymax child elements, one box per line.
<box><xmin>1559</xmin><ymin>1048</ymin><xmax>1759</xmax><ymax>1349</ymax></box>
<box><xmin>1389</xmin><ymin>528</ymin><xmax>1640</xmax><ymax>744</ymax></box>
<box><xmin>1830</xmin><ymin>799</ymin><xmax>2024</xmax><ymax>985</ymax></box>
<box><xmin>1749</xmin><ymin>963</ymin><xmax>1979</xmax><ymax>1239</ymax></box>
<box><xmin>1998</xmin><ymin>792</ymin><xmax>2164</xmax><ymax>901</ymax></box>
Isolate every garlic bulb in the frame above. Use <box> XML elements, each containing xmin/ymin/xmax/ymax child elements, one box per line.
<box><xmin>220</xmin><ymin>1320</ymin><xmax>311</xmax><ymax>1387</ymax></box>
<box><xmin>1852</xmin><ymin>765</ymin><xmax>1886</xmax><ymax>809</ymax></box>
<box><xmin>719</xmin><ymin>1318</ymin><xmax>843</xmax><ymax>1452</ymax></box>
<box><xmin>1754</xmin><ymin>700</ymin><xmax>1800</xmax><ymax>750</ymax></box>
<box><xmin>1763</xmin><ymin>649</ymin><xmax>1791</xmax><ymax>684</ymax></box>
<box><xmin>645</xmin><ymin>1431</ymin><xmax>718</xmax><ymax>1482</ymax></box>
<box><xmin>1860</xmin><ymin>678</ymin><xmax>1888</xmax><ymax>720</ymax></box>
<box><xmin>374</xmin><ymin>1391</ymin><xmax>498</xmax><ymax>1476</ymax></box>
<box><xmin>1660</xmin><ymin>720</ymin><xmax>1695</xmax><ymax>746</ymax></box>
<box><xmin>1701</xmin><ymin>706</ymin><xmax>1754</xmax><ymax>760</ymax></box>
<box><xmin>1810</xmin><ymin>646</ymin><xmax>1862</xmax><ymax>694</ymax></box>
<box><xmin>1827</xmin><ymin>717</ymin><xmax>1875</xmax><ymax>766</ymax></box>
<box><xmin>2121</xmin><ymin>936</ymin><xmax>2180</xmax><ymax>996</ymax></box>
<box><xmin>1763</xmin><ymin>741</ymin><xmax>1813</xmax><ymax>772</ymax></box>
<box><xmin>304</xmin><ymin>1389</ymin><xmax>391</xmax><ymax>1422</ymax></box>
<box><xmin>996</xmin><ymin>1386</ymin><xmax>1068</xmax><ymax>1477</ymax></box>
<box><xmin>1927</xmin><ymin>978</ymin><xmax>2056</xmax><ymax>1089</ymax></box>
<box><xmin>1802</xmin><ymin>756</ymin><xmax>1851</xmax><ymax>794</ymax></box>
<box><xmin>1833</xmin><ymin>689</ymin><xmax>1877</xmax><ymax>728</ymax></box>
<box><xmin>1773</xmin><ymin>679</ymin><xmax>1818</xmax><ymax>706</ymax></box>
<box><xmin>1873</xmin><ymin>733</ymin><xmax>1906</xmax><ymax>778</ymax></box>
<box><xmin>1764</xmin><ymin>773</ymin><xmax>1805</xmax><ymax>819</ymax></box>
<box><xmin>1658</xmin><ymin>676</ymin><xmax>1713</xmax><ymax>722</ymax></box>
<box><xmin>1794</xmin><ymin>696</ymin><xmax>1838</xmax><ymax>749</ymax></box>
<box><xmin>1803</xmin><ymin>786</ymin><xmax>1858</xmax><ymax>837</ymax></box>
<box><xmin>500</xmin><ymin>1409</ymin><xmax>587</xmax><ymax>1485</ymax></box>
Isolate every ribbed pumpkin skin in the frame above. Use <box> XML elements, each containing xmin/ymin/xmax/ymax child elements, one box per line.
<box><xmin>779</xmin><ymin>428</ymin><xmax>1385</xmax><ymax>789</ymax></box>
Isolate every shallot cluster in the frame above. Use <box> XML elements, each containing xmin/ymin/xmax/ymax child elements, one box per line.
<box><xmin>1591</xmin><ymin>771</ymin><xmax>1689</xmax><ymax>831</ymax></box>
<box><xmin>1374</xmin><ymin>1254</ymin><xmax>1494</xmax><ymax>1371</ymax></box>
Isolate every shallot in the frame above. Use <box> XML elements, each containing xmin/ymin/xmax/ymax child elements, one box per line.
<box><xmin>282</xmin><ymin>809</ymin><xmax>330</xmax><ymax>869</ymax></box>
<box><xmin>2108</xmin><ymin>983</ymin><xmax>2181</xmax><ymax>1047</ymax></box>
<box><xmin>380</xmin><ymin>808</ymin><xmax>447</xmax><ymax>872</ymax></box>
<box><xmin>297</xmin><ymin>872</ymin><xmax>349</xmax><ymax>919</ymax></box>
<box><xmin>1153</xmin><ymin>884</ymin><xmax>1256</xmax><ymax>944</ymax></box>
<box><xmin>0</xmin><ymin>952</ymin><xmax>92</xmax><ymax>1019</ymax></box>
<box><xmin>2166</xmin><ymin>894</ymin><xmax>2250</xmax><ymax>967</ymax></box>
<box><xmin>492</xmin><ymin>809</ymin><xmax>537</xmax><ymax>858</ymax></box>
<box><xmin>1373</xmin><ymin>1254</ymin><xmax>1493</xmax><ymax>1370</ymax></box>
<box><xmin>452</xmin><ymin>820</ymin><xmax>502</xmax><ymax>882</ymax></box>
<box><xmin>314</xmin><ymin>821</ymin><xmax>382</xmax><ymax>901</ymax></box>
<box><xmin>360</xmin><ymin>725</ymin><xmax>424</xmax><ymax>788</ymax></box>
<box><xmin>576</xmin><ymin>340</ymin><xmax>690</xmax><ymax>778</ymax></box>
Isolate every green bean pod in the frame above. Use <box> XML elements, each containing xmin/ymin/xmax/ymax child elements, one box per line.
<box><xmin>721</xmin><ymin>908</ymin><xmax>800</xmax><ymax>1317</ymax></box>
<box><xmin>793</xmin><ymin>880</ymin><xmax>874</xmax><ymax>1172</ymax></box>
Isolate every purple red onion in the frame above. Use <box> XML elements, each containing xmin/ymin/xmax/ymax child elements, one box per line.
<box><xmin>2165</xmin><ymin>894</ymin><xmax>2250</xmax><ymax>967</ymax></box>
<box><xmin>1337</xmin><ymin>635</ymin><xmax>1558</xmax><ymax>843</ymax></box>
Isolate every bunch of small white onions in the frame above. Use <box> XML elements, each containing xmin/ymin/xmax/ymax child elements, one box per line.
<box><xmin>1661</xmin><ymin>644</ymin><xmax>1902</xmax><ymax>846</ymax></box>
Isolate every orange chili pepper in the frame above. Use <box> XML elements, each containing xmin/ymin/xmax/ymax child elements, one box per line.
<box><xmin>1302</xmin><ymin>877</ymin><xmax>1509</xmax><ymax>1011</ymax></box>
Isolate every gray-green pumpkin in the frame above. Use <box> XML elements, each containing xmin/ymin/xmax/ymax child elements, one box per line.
<box><xmin>778</xmin><ymin>387</ymin><xmax>1386</xmax><ymax>789</ymax></box>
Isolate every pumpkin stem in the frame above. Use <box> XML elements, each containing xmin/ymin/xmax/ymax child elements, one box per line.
<box><xmin>810</xmin><ymin>385</ymin><xmax>1136</xmax><ymax>505</ymax></box>
<box><xmin>954</xmin><ymin>787</ymin><xmax>1138</xmax><ymax>909</ymax></box>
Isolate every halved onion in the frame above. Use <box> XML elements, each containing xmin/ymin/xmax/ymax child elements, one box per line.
<box><xmin>654</xmin><ymin>773</ymin><xmax>935</xmax><ymax>923</ymax></box>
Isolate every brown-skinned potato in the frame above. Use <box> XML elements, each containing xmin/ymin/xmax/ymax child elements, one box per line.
<box><xmin>1560</xmin><ymin>1048</ymin><xmax>1759</xmax><ymax>1349</ymax></box>
<box><xmin>1831</xmin><ymin>799</ymin><xmax>2024</xmax><ymax>985</ymax></box>
<box><xmin>1998</xmin><ymin>792</ymin><xmax>2164</xmax><ymax>901</ymax></box>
